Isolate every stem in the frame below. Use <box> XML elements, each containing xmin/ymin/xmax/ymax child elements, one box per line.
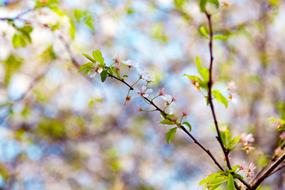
<box><xmin>205</xmin><ymin>12</ymin><xmax>232</xmax><ymax>170</ymax></box>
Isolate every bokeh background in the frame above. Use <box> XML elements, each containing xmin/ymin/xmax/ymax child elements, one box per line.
<box><xmin>0</xmin><ymin>0</ymin><xmax>284</xmax><ymax>189</ymax></box>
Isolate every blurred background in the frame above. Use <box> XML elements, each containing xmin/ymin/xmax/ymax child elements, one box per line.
<box><xmin>0</xmin><ymin>0</ymin><xmax>284</xmax><ymax>189</ymax></box>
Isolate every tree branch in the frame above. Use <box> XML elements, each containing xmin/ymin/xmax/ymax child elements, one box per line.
<box><xmin>250</xmin><ymin>151</ymin><xmax>285</xmax><ymax>189</ymax></box>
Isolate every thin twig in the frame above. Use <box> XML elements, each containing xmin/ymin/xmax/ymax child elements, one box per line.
<box><xmin>108</xmin><ymin>73</ymin><xmax>224</xmax><ymax>171</ymax></box>
<box><xmin>205</xmin><ymin>12</ymin><xmax>232</xmax><ymax>170</ymax></box>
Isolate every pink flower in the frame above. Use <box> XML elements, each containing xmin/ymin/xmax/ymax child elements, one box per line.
<box><xmin>246</xmin><ymin>163</ymin><xmax>256</xmax><ymax>178</ymax></box>
<box><xmin>280</xmin><ymin>132</ymin><xmax>285</xmax><ymax>140</ymax></box>
<box><xmin>182</xmin><ymin>112</ymin><xmax>188</xmax><ymax>117</ymax></box>
<box><xmin>138</xmin><ymin>86</ymin><xmax>153</xmax><ymax>97</ymax></box>
<box><xmin>113</xmin><ymin>56</ymin><xmax>121</xmax><ymax>70</ymax></box>
<box><xmin>124</xmin><ymin>60</ymin><xmax>138</xmax><ymax>69</ymax></box>
<box><xmin>90</xmin><ymin>66</ymin><xmax>103</xmax><ymax>78</ymax></box>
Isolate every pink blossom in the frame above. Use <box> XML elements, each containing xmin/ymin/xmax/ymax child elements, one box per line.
<box><xmin>280</xmin><ymin>132</ymin><xmax>285</xmax><ymax>140</ymax></box>
<box><xmin>182</xmin><ymin>112</ymin><xmax>188</xmax><ymax>117</ymax></box>
<box><xmin>113</xmin><ymin>56</ymin><xmax>121</xmax><ymax>70</ymax></box>
<box><xmin>90</xmin><ymin>66</ymin><xmax>103</xmax><ymax>78</ymax></box>
<box><xmin>246</xmin><ymin>163</ymin><xmax>256</xmax><ymax>178</ymax></box>
<box><xmin>138</xmin><ymin>86</ymin><xmax>153</xmax><ymax>97</ymax></box>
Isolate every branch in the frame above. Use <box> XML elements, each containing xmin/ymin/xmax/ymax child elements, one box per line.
<box><xmin>250</xmin><ymin>151</ymin><xmax>285</xmax><ymax>189</ymax></box>
<box><xmin>205</xmin><ymin>12</ymin><xmax>232</xmax><ymax>170</ymax></box>
<box><xmin>205</xmin><ymin>12</ymin><xmax>253</xmax><ymax>190</ymax></box>
<box><xmin>107</xmin><ymin>73</ymin><xmax>224</xmax><ymax>171</ymax></box>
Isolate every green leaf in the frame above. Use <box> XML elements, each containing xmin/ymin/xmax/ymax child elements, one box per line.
<box><xmin>183</xmin><ymin>121</ymin><xmax>192</xmax><ymax>131</ymax></box>
<box><xmin>79</xmin><ymin>62</ymin><xmax>94</xmax><ymax>75</ymax></box>
<box><xmin>209</xmin><ymin>0</ymin><xmax>220</xmax><ymax>8</ymax></box>
<box><xmin>212</xmin><ymin>90</ymin><xmax>228</xmax><ymax>108</ymax></box>
<box><xmin>199</xmin><ymin>0</ymin><xmax>207</xmax><ymax>12</ymax></box>
<box><xmin>227</xmin><ymin>175</ymin><xmax>235</xmax><ymax>190</ymax></box>
<box><xmin>199</xmin><ymin>25</ymin><xmax>209</xmax><ymax>38</ymax></box>
<box><xmin>35</xmin><ymin>0</ymin><xmax>59</xmax><ymax>8</ymax></box>
<box><xmin>160</xmin><ymin>119</ymin><xmax>175</xmax><ymax>125</ymax></box>
<box><xmin>12</xmin><ymin>25</ymin><xmax>33</xmax><ymax>48</ymax></box>
<box><xmin>92</xmin><ymin>50</ymin><xmax>105</xmax><ymax>66</ymax></box>
<box><xmin>166</xmin><ymin>127</ymin><xmax>177</xmax><ymax>144</ymax></box>
<box><xmin>214</xmin><ymin>34</ymin><xmax>228</xmax><ymax>41</ymax></box>
<box><xmin>220</xmin><ymin>127</ymin><xmax>240</xmax><ymax>151</ymax></box>
<box><xmin>151</xmin><ymin>23</ymin><xmax>168</xmax><ymax>43</ymax></box>
<box><xmin>100</xmin><ymin>70</ymin><xmax>108</xmax><ymax>82</ymax></box>
<box><xmin>69</xmin><ymin>17</ymin><xmax>76</xmax><ymax>39</ymax></box>
<box><xmin>49</xmin><ymin>6</ymin><xmax>65</xmax><ymax>16</ymax></box>
<box><xmin>4</xmin><ymin>54</ymin><xmax>23</xmax><ymax>86</ymax></box>
<box><xmin>184</xmin><ymin>74</ymin><xmax>208</xmax><ymax>89</ymax></box>
<box><xmin>73</xmin><ymin>9</ymin><xmax>94</xmax><ymax>31</ymax></box>
<box><xmin>83</xmin><ymin>53</ymin><xmax>95</xmax><ymax>62</ymax></box>
<box><xmin>84</xmin><ymin>13</ymin><xmax>95</xmax><ymax>31</ymax></box>
<box><xmin>199</xmin><ymin>0</ymin><xmax>219</xmax><ymax>12</ymax></box>
<box><xmin>196</xmin><ymin>56</ymin><xmax>209</xmax><ymax>81</ymax></box>
<box><xmin>174</xmin><ymin>0</ymin><xmax>185</xmax><ymax>9</ymax></box>
<box><xmin>199</xmin><ymin>171</ymin><xmax>228</xmax><ymax>190</ymax></box>
<box><xmin>38</xmin><ymin>45</ymin><xmax>56</xmax><ymax>63</ymax></box>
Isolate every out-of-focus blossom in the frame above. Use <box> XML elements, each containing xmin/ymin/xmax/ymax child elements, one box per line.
<box><xmin>280</xmin><ymin>132</ymin><xmax>285</xmax><ymax>140</ymax></box>
<box><xmin>240</xmin><ymin>133</ymin><xmax>255</xmax><ymax>153</ymax></box>
<box><xmin>159</xmin><ymin>88</ymin><xmax>165</xmax><ymax>96</ymax></box>
<box><xmin>182</xmin><ymin>111</ymin><xmax>188</xmax><ymax>117</ymax></box>
<box><xmin>274</xmin><ymin>147</ymin><xmax>283</xmax><ymax>157</ymax></box>
<box><xmin>113</xmin><ymin>55</ymin><xmax>121</xmax><ymax>71</ymax></box>
<box><xmin>124</xmin><ymin>95</ymin><xmax>131</xmax><ymax>105</ymax></box>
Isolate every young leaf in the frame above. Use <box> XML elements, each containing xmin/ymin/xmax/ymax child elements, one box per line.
<box><xmin>184</xmin><ymin>74</ymin><xmax>208</xmax><ymax>89</ymax></box>
<box><xmin>199</xmin><ymin>0</ymin><xmax>220</xmax><ymax>12</ymax></box>
<box><xmin>12</xmin><ymin>25</ymin><xmax>33</xmax><ymax>48</ymax></box>
<box><xmin>199</xmin><ymin>26</ymin><xmax>209</xmax><ymax>38</ymax></box>
<box><xmin>69</xmin><ymin>17</ymin><xmax>76</xmax><ymax>39</ymax></box>
<box><xmin>199</xmin><ymin>0</ymin><xmax>207</xmax><ymax>12</ymax></box>
<box><xmin>100</xmin><ymin>70</ymin><xmax>108</xmax><ymax>82</ymax></box>
<box><xmin>214</xmin><ymin>34</ymin><xmax>228</xmax><ymax>41</ymax></box>
<box><xmin>182</xmin><ymin>121</ymin><xmax>192</xmax><ymax>131</ymax></box>
<box><xmin>38</xmin><ymin>45</ymin><xmax>56</xmax><ymax>63</ymax></box>
<box><xmin>79</xmin><ymin>62</ymin><xmax>94</xmax><ymax>75</ymax></box>
<box><xmin>174</xmin><ymin>0</ymin><xmax>185</xmax><ymax>9</ymax></box>
<box><xmin>166</xmin><ymin>127</ymin><xmax>177</xmax><ymax>144</ymax></box>
<box><xmin>92</xmin><ymin>50</ymin><xmax>105</xmax><ymax>66</ymax></box>
<box><xmin>199</xmin><ymin>171</ymin><xmax>228</xmax><ymax>190</ymax></box>
<box><xmin>227</xmin><ymin>174</ymin><xmax>235</xmax><ymax>190</ymax></box>
<box><xmin>83</xmin><ymin>53</ymin><xmax>95</xmax><ymax>62</ymax></box>
<box><xmin>196</xmin><ymin>56</ymin><xmax>209</xmax><ymax>81</ymax></box>
<box><xmin>160</xmin><ymin>119</ymin><xmax>175</xmax><ymax>125</ymax></box>
<box><xmin>220</xmin><ymin>127</ymin><xmax>240</xmax><ymax>151</ymax></box>
<box><xmin>212</xmin><ymin>90</ymin><xmax>228</xmax><ymax>108</ymax></box>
